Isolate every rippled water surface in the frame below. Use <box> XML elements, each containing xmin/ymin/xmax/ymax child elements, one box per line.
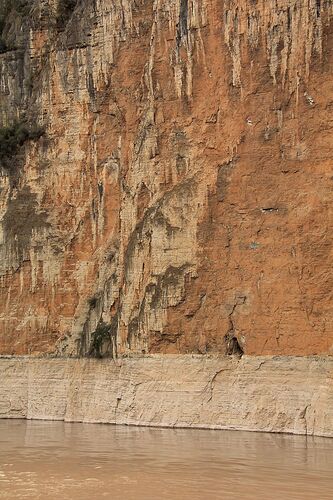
<box><xmin>0</xmin><ymin>420</ymin><xmax>333</xmax><ymax>499</ymax></box>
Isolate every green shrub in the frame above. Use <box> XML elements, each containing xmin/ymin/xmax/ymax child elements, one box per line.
<box><xmin>88</xmin><ymin>317</ymin><xmax>118</xmax><ymax>359</ymax></box>
<box><xmin>88</xmin><ymin>321</ymin><xmax>112</xmax><ymax>358</ymax></box>
<box><xmin>88</xmin><ymin>295</ymin><xmax>99</xmax><ymax>309</ymax></box>
<box><xmin>0</xmin><ymin>122</ymin><xmax>44</xmax><ymax>172</ymax></box>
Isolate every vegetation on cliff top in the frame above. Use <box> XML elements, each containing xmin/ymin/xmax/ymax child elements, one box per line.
<box><xmin>0</xmin><ymin>0</ymin><xmax>78</xmax><ymax>52</ymax></box>
<box><xmin>56</xmin><ymin>0</ymin><xmax>77</xmax><ymax>29</ymax></box>
<box><xmin>0</xmin><ymin>0</ymin><xmax>29</xmax><ymax>27</ymax></box>
<box><xmin>0</xmin><ymin>0</ymin><xmax>29</xmax><ymax>53</ymax></box>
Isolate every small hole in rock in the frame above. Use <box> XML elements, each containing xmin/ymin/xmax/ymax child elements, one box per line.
<box><xmin>225</xmin><ymin>334</ymin><xmax>244</xmax><ymax>357</ymax></box>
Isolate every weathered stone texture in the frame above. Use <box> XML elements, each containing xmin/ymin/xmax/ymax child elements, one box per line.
<box><xmin>0</xmin><ymin>0</ymin><xmax>333</xmax><ymax>356</ymax></box>
<box><xmin>1</xmin><ymin>355</ymin><xmax>333</xmax><ymax>436</ymax></box>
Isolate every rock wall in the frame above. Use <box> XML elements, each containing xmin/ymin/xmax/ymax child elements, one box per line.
<box><xmin>1</xmin><ymin>355</ymin><xmax>333</xmax><ymax>436</ymax></box>
<box><xmin>0</xmin><ymin>0</ymin><xmax>333</xmax><ymax>356</ymax></box>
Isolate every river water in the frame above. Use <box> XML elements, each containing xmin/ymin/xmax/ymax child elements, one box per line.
<box><xmin>0</xmin><ymin>420</ymin><xmax>332</xmax><ymax>499</ymax></box>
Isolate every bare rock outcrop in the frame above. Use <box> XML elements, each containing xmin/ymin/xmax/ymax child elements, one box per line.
<box><xmin>1</xmin><ymin>355</ymin><xmax>333</xmax><ymax>436</ymax></box>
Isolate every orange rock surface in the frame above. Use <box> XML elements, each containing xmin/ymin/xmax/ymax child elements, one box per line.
<box><xmin>0</xmin><ymin>0</ymin><xmax>332</xmax><ymax>356</ymax></box>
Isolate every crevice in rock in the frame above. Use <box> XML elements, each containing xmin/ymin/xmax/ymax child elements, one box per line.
<box><xmin>261</xmin><ymin>207</ymin><xmax>279</xmax><ymax>213</ymax></box>
<box><xmin>300</xmin><ymin>404</ymin><xmax>311</xmax><ymax>434</ymax></box>
<box><xmin>206</xmin><ymin>366</ymin><xmax>233</xmax><ymax>403</ymax></box>
<box><xmin>176</xmin><ymin>0</ymin><xmax>188</xmax><ymax>46</ymax></box>
<box><xmin>224</xmin><ymin>296</ymin><xmax>246</xmax><ymax>357</ymax></box>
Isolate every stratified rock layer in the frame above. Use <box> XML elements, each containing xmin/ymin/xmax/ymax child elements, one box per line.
<box><xmin>1</xmin><ymin>355</ymin><xmax>333</xmax><ymax>436</ymax></box>
<box><xmin>0</xmin><ymin>0</ymin><xmax>333</xmax><ymax>356</ymax></box>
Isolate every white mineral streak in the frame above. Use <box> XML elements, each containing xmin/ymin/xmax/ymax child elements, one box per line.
<box><xmin>223</xmin><ymin>0</ymin><xmax>333</xmax><ymax>90</ymax></box>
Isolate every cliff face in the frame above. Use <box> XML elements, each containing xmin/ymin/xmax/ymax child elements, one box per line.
<box><xmin>0</xmin><ymin>0</ymin><xmax>332</xmax><ymax>356</ymax></box>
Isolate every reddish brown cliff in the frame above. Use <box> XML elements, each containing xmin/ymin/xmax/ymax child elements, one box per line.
<box><xmin>0</xmin><ymin>0</ymin><xmax>332</xmax><ymax>356</ymax></box>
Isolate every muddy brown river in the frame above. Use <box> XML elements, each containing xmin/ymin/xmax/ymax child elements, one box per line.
<box><xmin>0</xmin><ymin>420</ymin><xmax>332</xmax><ymax>499</ymax></box>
